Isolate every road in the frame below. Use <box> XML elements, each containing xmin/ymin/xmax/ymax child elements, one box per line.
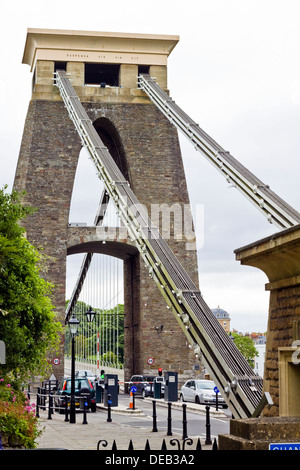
<box><xmin>109</xmin><ymin>394</ymin><xmax>231</xmax><ymax>442</ymax></box>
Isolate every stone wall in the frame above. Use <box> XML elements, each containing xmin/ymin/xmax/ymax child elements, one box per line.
<box><xmin>14</xmin><ymin>99</ymin><xmax>82</xmax><ymax>379</ymax></box>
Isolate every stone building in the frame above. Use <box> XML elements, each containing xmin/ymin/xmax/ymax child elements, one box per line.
<box><xmin>211</xmin><ymin>306</ymin><xmax>231</xmax><ymax>333</ymax></box>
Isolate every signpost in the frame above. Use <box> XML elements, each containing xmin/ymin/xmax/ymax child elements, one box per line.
<box><xmin>130</xmin><ymin>386</ymin><xmax>137</xmax><ymax>410</ymax></box>
<box><xmin>214</xmin><ymin>386</ymin><xmax>219</xmax><ymax>411</ymax></box>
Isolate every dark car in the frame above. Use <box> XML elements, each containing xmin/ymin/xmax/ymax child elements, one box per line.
<box><xmin>54</xmin><ymin>377</ymin><xmax>96</xmax><ymax>413</ymax></box>
<box><xmin>129</xmin><ymin>375</ymin><xmax>156</xmax><ymax>397</ymax></box>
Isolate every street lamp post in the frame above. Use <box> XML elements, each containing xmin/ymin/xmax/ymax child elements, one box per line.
<box><xmin>68</xmin><ymin>307</ymin><xmax>96</xmax><ymax>424</ymax></box>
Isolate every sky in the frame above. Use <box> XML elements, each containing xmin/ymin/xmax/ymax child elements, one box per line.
<box><xmin>1</xmin><ymin>0</ymin><xmax>300</xmax><ymax>333</ymax></box>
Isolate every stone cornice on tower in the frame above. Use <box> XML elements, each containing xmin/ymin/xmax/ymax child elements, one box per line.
<box><xmin>22</xmin><ymin>28</ymin><xmax>179</xmax><ymax>72</ymax></box>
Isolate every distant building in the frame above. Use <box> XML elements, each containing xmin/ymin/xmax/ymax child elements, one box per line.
<box><xmin>253</xmin><ymin>343</ymin><xmax>266</xmax><ymax>377</ymax></box>
<box><xmin>211</xmin><ymin>306</ymin><xmax>266</xmax><ymax>376</ymax></box>
<box><xmin>211</xmin><ymin>306</ymin><xmax>231</xmax><ymax>333</ymax></box>
<box><xmin>252</xmin><ymin>334</ymin><xmax>266</xmax><ymax>377</ymax></box>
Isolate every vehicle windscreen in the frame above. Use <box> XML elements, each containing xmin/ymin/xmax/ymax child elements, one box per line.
<box><xmin>63</xmin><ymin>379</ymin><xmax>90</xmax><ymax>391</ymax></box>
<box><xmin>196</xmin><ymin>381</ymin><xmax>215</xmax><ymax>390</ymax></box>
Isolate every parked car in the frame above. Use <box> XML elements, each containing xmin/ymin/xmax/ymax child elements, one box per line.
<box><xmin>129</xmin><ymin>375</ymin><xmax>156</xmax><ymax>397</ymax></box>
<box><xmin>54</xmin><ymin>377</ymin><xmax>97</xmax><ymax>413</ymax></box>
<box><xmin>180</xmin><ymin>379</ymin><xmax>227</xmax><ymax>408</ymax></box>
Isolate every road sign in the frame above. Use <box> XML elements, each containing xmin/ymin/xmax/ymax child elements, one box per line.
<box><xmin>214</xmin><ymin>386</ymin><xmax>219</xmax><ymax>394</ymax></box>
<box><xmin>130</xmin><ymin>386</ymin><xmax>137</xmax><ymax>393</ymax></box>
<box><xmin>147</xmin><ymin>357</ymin><xmax>154</xmax><ymax>365</ymax></box>
<box><xmin>53</xmin><ymin>358</ymin><xmax>60</xmax><ymax>365</ymax></box>
<box><xmin>269</xmin><ymin>443</ymin><xmax>300</xmax><ymax>450</ymax></box>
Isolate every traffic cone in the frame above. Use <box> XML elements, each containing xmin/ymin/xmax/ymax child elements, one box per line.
<box><xmin>128</xmin><ymin>391</ymin><xmax>134</xmax><ymax>409</ymax></box>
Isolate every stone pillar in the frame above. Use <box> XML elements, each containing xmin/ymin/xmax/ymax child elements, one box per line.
<box><xmin>13</xmin><ymin>100</ymin><xmax>83</xmax><ymax>380</ymax></box>
<box><xmin>235</xmin><ymin>225</ymin><xmax>300</xmax><ymax>417</ymax></box>
<box><xmin>120</xmin><ymin>64</ymin><xmax>138</xmax><ymax>89</ymax></box>
<box><xmin>67</xmin><ymin>62</ymin><xmax>84</xmax><ymax>86</ymax></box>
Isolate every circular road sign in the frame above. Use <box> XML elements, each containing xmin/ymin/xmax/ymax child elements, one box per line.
<box><xmin>214</xmin><ymin>386</ymin><xmax>219</xmax><ymax>394</ymax></box>
<box><xmin>130</xmin><ymin>386</ymin><xmax>137</xmax><ymax>393</ymax></box>
<box><xmin>53</xmin><ymin>358</ymin><xmax>60</xmax><ymax>365</ymax></box>
<box><xmin>147</xmin><ymin>357</ymin><xmax>154</xmax><ymax>365</ymax></box>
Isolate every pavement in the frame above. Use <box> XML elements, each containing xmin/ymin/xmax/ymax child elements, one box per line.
<box><xmin>33</xmin><ymin>398</ymin><xmax>225</xmax><ymax>451</ymax></box>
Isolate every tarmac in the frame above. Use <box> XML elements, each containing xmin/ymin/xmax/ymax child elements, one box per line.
<box><xmin>33</xmin><ymin>398</ymin><xmax>225</xmax><ymax>451</ymax></box>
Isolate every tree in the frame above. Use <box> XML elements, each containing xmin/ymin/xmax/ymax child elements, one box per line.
<box><xmin>0</xmin><ymin>186</ymin><xmax>61</xmax><ymax>380</ymax></box>
<box><xmin>231</xmin><ymin>332</ymin><xmax>258</xmax><ymax>367</ymax></box>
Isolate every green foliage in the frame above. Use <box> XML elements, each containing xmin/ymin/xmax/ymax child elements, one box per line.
<box><xmin>0</xmin><ymin>185</ymin><xmax>61</xmax><ymax>380</ymax></box>
<box><xmin>0</xmin><ymin>373</ymin><xmax>41</xmax><ymax>448</ymax></box>
<box><xmin>231</xmin><ymin>332</ymin><xmax>258</xmax><ymax>367</ymax></box>
<box><xmin>65</xmin><ymin>301</ymin><xmax>124</xmax><ymax>364</ymax></box>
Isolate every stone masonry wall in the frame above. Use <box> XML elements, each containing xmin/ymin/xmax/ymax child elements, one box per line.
<box><xmin>14</xmin><ymin>99</ymin><xmax>82</xmax><ymax>379</ymax></box>
<box><xmin>263</xmin><ymin>283</ymin><xmax>300</xmax><ymax>416</ymax></box>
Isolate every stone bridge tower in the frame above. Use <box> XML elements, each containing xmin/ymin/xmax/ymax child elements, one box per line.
<box><xmin>14</xmin><ymin>29</ymin><xmax>199</xmax><ymax>382</ymax></box>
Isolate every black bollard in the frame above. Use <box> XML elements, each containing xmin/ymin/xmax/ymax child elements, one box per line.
<box><xmin>64</xmin><ymin>397</ymin><xmax>69</xmax><ymax>422</ymax></box>
<box><xmin>182</xmin><ymin>403</ymin><xmax>188</xmax><ymax>440</ymax></box>
<box><xmin>82</xmin><ymin>397</ymin><xmax>88</xmax><ymax>425</ymax></box>
<box><xmin>152</xmin><ymin>400</ymin><xmax>158</xmax><ymax>432</ymax></box>
<box><xmin>205</xmin><ymin>405</ymin><xmax>212</xmax><ymax>445</ymax></box>
<box><xmin>48</xmin><ymin>393</ymin><xmax>53</xmax><ymax>420</ymax></box>
<box><xmin>107</xmin><ymin>394</ymin><xmax>112</xmax><ymax>422</ymax></box>
<box><xmin>41</xmin><ymin>388</ymin><xmax>46</xmax><ymax>410</ymax></box>
<box><xmin>36</xmin><ymin>388</ymin><xmax>40</xmax><ymax>418</ymax></box>
<box><xmin>167</xmin><ymin>402</ymin><xmax>172</xmax><ymax>436</ymax></box>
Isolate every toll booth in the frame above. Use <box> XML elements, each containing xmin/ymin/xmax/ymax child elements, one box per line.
<box><xmin>104</xmin><ymin>374</ymin><xmax>118</xmax><ymax>407</ymax></box>
<box><xmin>164</xmin><ymin>371</ymin><xmax>178</xmax><ymax>402</ymax></box>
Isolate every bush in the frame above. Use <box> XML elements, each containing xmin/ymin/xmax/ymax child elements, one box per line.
<box><xmin>0</xmin><ymin>375</ymin><xmax>41</xmax><ymax>449</ymax></box>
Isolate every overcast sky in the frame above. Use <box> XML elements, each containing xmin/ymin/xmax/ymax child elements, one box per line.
<box><xmin>1</xmin><ymin>0</ymin><xmax>299</xmax><ymax>333</ymax></box>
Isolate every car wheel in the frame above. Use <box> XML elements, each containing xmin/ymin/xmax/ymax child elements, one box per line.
<box><xmin>195</xmin><ymin>395</ymin><xmax>200</xmax><ymax>404</ymax></box>
<box><xmin>180</xmin><ymin>394</ymin><xmax>185</xmax><ymax>402</ymax></box>
<box><xmin>142</xmin><ymin>389</ymin><xmax>146</xmax><ymax>398</ymax></box>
